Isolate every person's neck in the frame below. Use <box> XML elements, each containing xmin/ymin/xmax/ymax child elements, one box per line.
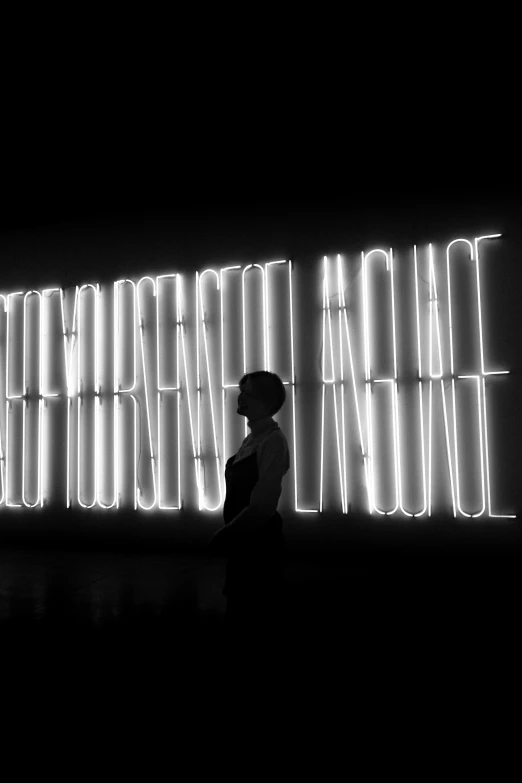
<box><xmin>247</xmin><ymin>415</ymin><xmax>274</xmax><ymax>434</ymax></box>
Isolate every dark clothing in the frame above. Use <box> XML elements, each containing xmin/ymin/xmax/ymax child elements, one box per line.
<box><xmin>222</xmin><ymin>450</ymin><xmax>288</xmax><ymax>606</ymax></box>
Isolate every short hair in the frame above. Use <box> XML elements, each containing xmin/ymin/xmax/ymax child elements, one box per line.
<box><xmin>239</xmin><ymin>371</ymin><xmax>286</xmax><ymax>416</ymax></box>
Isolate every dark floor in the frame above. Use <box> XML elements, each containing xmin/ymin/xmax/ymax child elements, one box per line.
<box><xmin>2</xmin><ymin>542</ymin><xmax>519</xmax><ymax>672</ymax></box>
<box><xmin>2</xmin><ymin>541</ymin><xmax>516</xmax><ymax>744</ymax></box>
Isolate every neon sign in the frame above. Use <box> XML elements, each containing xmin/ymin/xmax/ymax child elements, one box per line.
<box><xmin>0</xmin><ymin>235</ymin><xmax>515</xmax><ymax>518</ymax></box>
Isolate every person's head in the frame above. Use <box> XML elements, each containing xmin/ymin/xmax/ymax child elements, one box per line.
<box><xmin>237</xmin><ymin>371</ymin><xmax>286</xmax><ymax>422</ymax></box>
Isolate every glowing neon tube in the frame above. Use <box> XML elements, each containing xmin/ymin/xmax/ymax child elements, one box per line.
<box><xmin>197</xmin><ymin>269</ymin><xmax>223</xmax><ymax>511</ymax></box>
<box><xmin>427</xmin><ymin>244</ymin><xmax>456</xmax><ymax>517</ymax></box>
<box><xmin>362</xmin><ymin>249</ymin><xmax>400</xmax><ymax>515</ymax></box>
<box><xmin>114</xmin><ymin>279</ymin><xmax>138</xmax><ymax>509</ymax></box>
<box><xmin>407</xmin><ymin>246</ymin><xmax>428</xmax><ymax>518</ymax></box>
<box><xmin>5</xmin><ymin>291</ymin><xmax>24</xmax><ymax>507</ymax></box>
<box><xmin>281</xmin><ymin>259</ymin><xmax>311</xmax><ymax>513</ymax></box>
<box><xmin>60</xmin><ymin>286</ymin><xmax>79</xmax><ymax>508</ymax></box>
<box><xmin>320</xmin><ymin>256</ymin><xmax>347</xmax><ymax>514</ymax></box>
<box><xmin>22</xmin><ymin>291</ymin><xmax>42</xmax><ymax>508</ymax></box>
<box><xmin>0</xmin><ymin>294</ymin><xmax>7</xmax><ymax>505</ymax></box>
<box><xmin>77</xmin><ymin>284</ymin><xmax>98</xmax><ymax>509</ymax></box>
<box><xmin>0</xmin><ymin>239</ymin><xmax>514</xmax><ymax>520</ymax></box>
<box><xmin>241</xmin><ymin>264</ymin><xmax>267</xmax><ymax>441</ymax></box>
<box><xmin>337</xmin><ymin>255</ymin><xmax>371</xmax><ymax>513</ymax></box>
<box><xmin>178</xmin><ymin>274</ymin><xmax>202</xmax><ymax>505</ymax></box>
<box><xmin>474</xmin><ymin>234</ymin><xmax>514</xmax><ymax>518</ymax></box>
<box><xmin>136</xmin><ymin>277</ymin><xmax>158</xmax><ymax>510</ymax></box>
<box><xmin>446</xmin><ymin>239</ymin><xmax>485</xmax><ymax>517</ymax></box>
<box><xmin>156</xmin><ymin>273</ymin><xmax>181</xmax><ymax>510</ymax></box>
<box><xmin>264</xmin><ymin>260</ymin><xmax>299</xmax><ymax>513</ymax></box>
<box><xmin>38</xmin><ymin>288</ymin><xmax>64</xmax><ymax>508</ymax></box>
<box><xmin>219</xmin><ymin>265</ymin><xmax>241</xmax><ymax>502</ymax></box>
<box><xmin>95</xmin><ymin>283</ymin><xmax>116</xmax><ymax>509</ymax></box>
<box><xmin>455</xmin><ymin>374</ymin><xmax>486</xmax><ymax>517</ymax></box>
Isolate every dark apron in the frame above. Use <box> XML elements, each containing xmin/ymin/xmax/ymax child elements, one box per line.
<box><xmin>222</xmin><ymin>450</ymin><xmax>288</xmax><ymax>600</ymax></box>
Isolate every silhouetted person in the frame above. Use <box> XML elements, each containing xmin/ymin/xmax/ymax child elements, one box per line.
<box><xmin>209</xmin><ymin>371</ymin><xmax>290</xmax><ymax>640</ymax></box>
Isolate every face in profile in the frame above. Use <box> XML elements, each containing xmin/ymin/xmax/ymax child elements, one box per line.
<box><xmin>237</xmin><ymin>377</ymin><xmax>272</xmax><ymax>422</ymax></box>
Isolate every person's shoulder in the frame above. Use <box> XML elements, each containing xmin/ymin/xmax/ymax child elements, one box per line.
<box><xmin>260</xmin><ymin>427</ymin><xmax>288</xmax><ymax>450</ymax></box>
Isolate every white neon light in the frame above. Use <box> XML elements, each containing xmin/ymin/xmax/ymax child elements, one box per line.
<box><xmin>411</xmin><ymin>246</ymin><xmax>428</xmax><ymax>517</ymax></box>
<box><xmin>285</xmin><ymin>259</ymin><xmax>311</xmax><ymax>513</ymax></box>
<box><xmin>481</xmin><ymin>376</ymin><xmax>516</xmax><ymax>518</ymax></box>
<box><xmin>5</xmin><ymin>292</ymin><xmax>24</xmax><ymax>507</ymax></box>
<box><xmin>113</xmin><ymin>279</ymin><xmax>137</xmax><ymax>509</ymax></box>
<box><xmin>95</xmin><ymin>283</ymin><xmax>116</xmax><ymax>510</ymax></box>
<box><xmin>136</xmin><ymin>277</ymin><xmax>158</xmax><ymax>510</ymax></box>
<box><xmin>337</xmin><ymin>257</ymin><xmax>347</xmax><ymax>514</ymax></box>
<box><xmin>263</xmin><ymin>259</ymin><xmax>288</xmax><ymax>374</ymax></box>
<box><xmin>447</xmin><ymin>239</ymin><xmax>485</xmax><ymax>517</ymax></box>
<box><xmin>41</xmin><ymin>288</ymin><xmax>61</xmax><ymax>400</ymax></box>
<box><xmin>455</xmin><ymin>374</ymin><xmax>486</xmax><ymax>517</ymax></box>
<box><xmin>219</xmin><ymin>260</ymin><xmax>299</xmax><ymax>511</ymax></box>
<box><xmin>196</xmin><ymin>269</ymin><xmax>223</xmax><ymax>512</ymax></box>
<box><xmin>37</xmin><ymin>287</ymin><xmax>65</xmax><ymax>508</ymax></box>
<box><xmin>264</xmin><ymin>260</ymin><xmax>297</xmax><ymax>515</ymax></box>
<box><xmin>112</xmin><ymin>280</ymin><xmax>119</xmax><ymax>509</ymax></box>
<box><xmin>389</xmin><ymin>249</ymin><xmax>402</xmax><ymax>517</ymax></box>
<box><xmin>0</xmin><ymin>295</ymin><xmax>7</xmax><ymax>505</ymax></box>
<box><xmin>361</xmin><ymin>253</ymin><xmax>374</xmax><ymax>514</ymax></box>
<box><xmin>0</xmin><ymin>237</ymin><xmax>514</xmax><ymax>520</ymax></box>
<box><xmin>60</xmin><ymin>286</ymin><xmax>79</xmax><ymax>508</ymax></box>
<box><xmin>427</xmin><ymin>244</ymin><xmax>456</xmax><ymax>517</ymax></box>
<box><xmin>177</xmin><ymin>274</ymin><xmax>202</xmax><ymax>506</ymax></box>
<box><xmin>219</xmin><ymin>265</ymin><xmax>241</xmax><ymax>501</ymax></box>
<box><xmin>114</xmin><ymin>280</ymin><xmax>137</xmax><ymax>395</ymax></box>
<box><xmin>320</xmin><ymin>256</ymin><xmax>347</xmax><ymax>514</ymax></box>
<box><xmin>362</xmin><ymin>249</ymin><xmax>400</xmax><ymax>515</ymax></box>
<box><xmin>156</xmin><ymin>274</ymin><xmax>181</xmax><ymax>510</ymax></box>
<box><xmin>474</xmin><ymin>234</ymin><xmax>514</xmax><ymax>518</ymax></box>
<box><xmin>336</xmin><ymin>255</ymin><xmax>371</xmax><ymax>513</ymax></box>
<box><xmin>242</xmin><ymin>264</ymin><xmax>268</xmax><ymax>441</ymax></box>
<box><xmin>286</xmin><ymin>260</ymin><xmax>311</xmax><ymax>513</ymax></box>
<box><xmin>474</xmin><ymin>235</ymin><xmax>506</xmax><ymax>378</ymax></box>
<box><xmin>22</xmin><ymin>291</ymin><xmax>43</xmax><ymax>508</ymax></box>
<box><xmin>77</xmin><ymin>284</ymin><xmax>98</xmax><ymax>509</ymax></box>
